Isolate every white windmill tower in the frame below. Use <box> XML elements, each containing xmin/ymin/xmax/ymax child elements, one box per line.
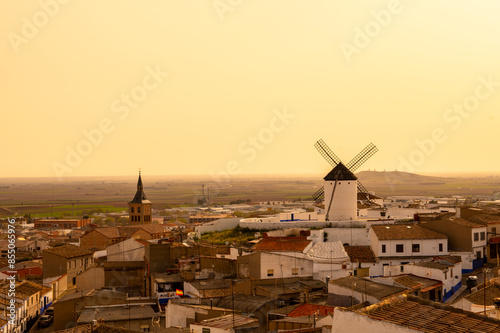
<box><xmin>312</xmin><ymin>139</ymin><xmax>379</xmax><ymax>221</ymax></box>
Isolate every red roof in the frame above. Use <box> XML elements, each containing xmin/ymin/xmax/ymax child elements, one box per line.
<box><xmin>344</xmin><ymin>246</ymin><xmax>377</xmax><ymax>263</ymax></box>
<box><xmin>252</xmin><ymin>237</ymin><xmax>311</xmax><ymax>252</ymax></box>
<box><xmin>287</xmin><ymin>304</ymin><xmax>335</xmax><ymax>317</ymax></box>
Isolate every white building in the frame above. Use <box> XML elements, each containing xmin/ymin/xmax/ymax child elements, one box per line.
<box><xmin>383</xmin><ymin>256</ymin><xmax>462</xmax><ymax>302</ymax></box>
<box><xmin>306</xmin><ymin>241</ymin><xmax>351</xmax><ymax>281</ymax></box>
<box><xmin>369</xmin><ymin>224</ymin><xmax>448</xmax><ymax>277</ymax></box>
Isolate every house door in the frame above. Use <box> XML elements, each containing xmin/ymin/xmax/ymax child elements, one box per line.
<box><xmin>429</xmin><ymin>289</ymin><xmax>435</xmax><ymax>301</ymax></box>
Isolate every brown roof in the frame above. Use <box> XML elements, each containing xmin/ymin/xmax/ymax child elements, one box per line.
<box><xmin>252</xmin><ymin>237</ymin><xmax>311</xmax><ymax>252</ymax></box>
<box><xmin>464</xmin><ymin>284</ymin><xmax>500</xmax><ymax>306</ymax></box>
<box><xmin>91</xmin><ymin>225</ymin><xmax>166</xmax><ymax>239</ymax></box>
<box><xmin>359</xmin><ymin>295</ymin><xmax>500</xmax><ymax>332</ymax></box>
<box><xmin>435</xmin><ymin>255</ymin><xmax>462</xmax><ymax>264</ymax></box>
<box><xmin>331</xmin><ymin>276</ymin><xmax>409</xmax><ymax>300</ymax></box>
<box><xmin>55</xmin><ymin>324</ymin><xmax>141</xmax><ymax>333</ymax></box>
<box><xmin>447</xmin><ymin>217</ymin><xmax>486</xmax><ymax>228</ymax></box>
<box><xmin>344</xmin><ymin>246</ymin><xmax>377</xmax><ymax>263</ymax></box>
<box><xmin>193</xmin><ymin>314</ymin><xmax>258</xmax><ymax>329</ymax></box>
<box><xmin>371</xmin><ymin>224</ymin><xmax>447</xmax><ymax>240</ymax></box>
<box><xmin>43</xmin><ymin>244</ymin><xmax>94</xmax><ymax>258</ymax></box>
<box><xmin>94</xmin><ymin>227</ymin><xmax>120</xmax><ymax>238</ymax></box>
<box><xmin>134</xmin><ymin>224</ymin><xmax>167</xmax><ymax>234</ymax></box>
<box><xmin>392</xmin><ymin>274</ymin><xmax>443</xmax><ymax>292</ymax></box>
<box><xmin>393</xmin><ymin>275</ymin><xmax>422</xmax><ymax>289</ymax></box>
<box><xmin>287</xmin><ymin>304</ymin><xmax>335</xmax><ymax>317</ymax></box>
<box><xmin>0</xmin><ymin>281</ymin><xmax>43</xmax><ymax>300</ymax></box>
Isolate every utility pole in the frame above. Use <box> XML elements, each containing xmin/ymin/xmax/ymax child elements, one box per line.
<box><xmin>231</xmin><ymin>280</ymin><xmax>235</xmax><ymax>329</ymax></box>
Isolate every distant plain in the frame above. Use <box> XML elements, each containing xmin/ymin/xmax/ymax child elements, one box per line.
<box><xmin>1</xmin><ymin>171</ymin><xmax>499</xmax><ymax>217</ymax></box>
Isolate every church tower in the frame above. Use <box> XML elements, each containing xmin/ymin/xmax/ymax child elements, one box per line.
<box><xmin>128</xmin><ymin>172</ymin><xmax>152</xmax><ymax>225</ymax></box>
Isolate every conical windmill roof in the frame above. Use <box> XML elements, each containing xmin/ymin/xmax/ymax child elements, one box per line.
<box><xmin>323</xmin><ymin>162</ymin><xmax>357</xmax><ymax>181</ymax></box>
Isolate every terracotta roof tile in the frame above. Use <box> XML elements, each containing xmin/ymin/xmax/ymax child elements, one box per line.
<box><xmin>43</xmin><ymin>244</ymin><xmax>94</xmax><ymax>258</ymax></box>
<box><xmin>344</xmin><ymin>246</ymin><xmax>377</xmax><ymax>263</ymax></box>
<box><xmin>358</xmin><ymin>295</ymin><xmax>500</xmax><ymax>332</ymax></box>
<box><xmin>252</xmin><ymin>237</ymin><xmax>311</xmax><ymax>252</ymax></box>
<box><xmin>464</xmin><ymin>284</ymin><xmax>500</xmax><ymax>306</ymax></box>
<box><xmin>287</xmin><ymin>304</ymin><xmax>335</xmax><ymax>317</ymax></box>
<box><xmin>371</xmin><ymin>224</ymin><xmax>447</xmax><ymax>240</ymax></box>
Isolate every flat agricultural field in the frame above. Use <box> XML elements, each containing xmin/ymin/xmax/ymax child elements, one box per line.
<box><xmin>0</xmin><ymin>172</ymin><xmax>499</xmax><ymax>217</ymax></box>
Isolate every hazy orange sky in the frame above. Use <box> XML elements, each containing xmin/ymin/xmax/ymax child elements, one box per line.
<box><xmin>2</xmin><ymin>1</ymin><xmax>500</xmax><ymax>178</ymax></box>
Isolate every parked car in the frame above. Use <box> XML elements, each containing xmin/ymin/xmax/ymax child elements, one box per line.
<box><xmin>38</xmin><ymin>315</ymin><xmax>53</xmax><ymax>327</ymax></box>
<box><xmin>45</xmin><ymin>308</ymin><xmax>54</xmax><ymax>316</ymax></box>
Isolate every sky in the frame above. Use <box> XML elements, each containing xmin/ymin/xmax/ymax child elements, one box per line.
<box><xmin>2</xmin><ymin>0</ymin><xmax>500</xmax><ymax>179</ymax></box>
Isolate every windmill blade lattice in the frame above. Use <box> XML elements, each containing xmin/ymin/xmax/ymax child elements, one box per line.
<box><xmin>314</xmin><ymin>139</ymin><xmax>342</xmax><ymax>167</ymax></box>
<box><xmin>312</xmin><ymin>187</ymin><xmax>324</xmax><ymax>202</ymax></box>
<box><xmin>346</xmin><ymin>143</ymin><xmax>379</xmax><ymax>172</ymax></box>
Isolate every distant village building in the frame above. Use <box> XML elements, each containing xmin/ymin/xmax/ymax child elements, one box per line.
<box><xmin>128</xmin><ymin>172</ymin><xmax>152</xmax><ymax>225</ymax></box>
<box><xmin>34</xmin><ymin>218</ymin><xmax>91</xmax><ymax>229</ymax></box>
<box><xmin>42</xmin><ymin>244</ymin><xmax>95</xmax><ymax>286</ymax></box>
<box><xmin>189</xmin><ymin>214</ymin><xmax>231</xmax><ymax>223</ymax></box>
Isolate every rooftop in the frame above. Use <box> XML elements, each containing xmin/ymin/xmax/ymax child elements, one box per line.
<box><xmin>306</xmin><ymin>241</ymin><xmax>349</xmax><ymax>262</ymax></box>
<box><xmin>252</xmin><ymin>237</ymin><xmax>311</xmax><ymax>252</ymax></box>
<box><xmin>192</xmin><ymin>314</ymin><xmax>258</xmax><ymax>329</ymax></box>
<box><xmin>78</xmin><ymin>304</ymin><xmax>160</xmax><ymax>324</ymax></box>
<box><xmin>371</xmin><ymin>224</ymin><xmax>447</xmax><ymax>240</ymax></box>
<box><xmin>441</xmin><ymin>217</ymin><xmax>486</xmax><ymax>228</ymax></box>
<box><xmin>54</xmin><ymin>324</ymin><xmax>141</xmax><ymax>333</ymax></box>
<box><xmin>44</xmin><ymin>244</ymin><xmax>94</xmax><ymax>258</ymax></box>
<box><xmin>287</xmin><ymin>303</ymin><xmax>335</xmax><ymax>317</ymax></box>
<box><xmin>324</xmin><ymin>163</ymin><xmax>357</xmax><ymax>181</ymax></box>
<box><xmin>356</xmin><ymin>295</ymin><xmax>500</xmax><ymax>332</ymax></box>
<box><xmin>344</xmin><ymin>246</ymin><xmax>378</xmax><ymax>263</ymax></box>
<box><xmin>210</xmin><ymin>294</ymin><xmax>275</xmax><ymax>313</ymax></box>
<box><xmin>413</xmin><ymin>261</ymin><xmax>454</xmax><ymax>270</ymax></box>
<box><xmin>330</xmin><ymin>276</ymin><xmax>408</xmax><ymax>300</ymax></box>
<box><xmin>464</xmin><ymin>284</ymin><xmax>500</xmax><ymax>306</ymax></box>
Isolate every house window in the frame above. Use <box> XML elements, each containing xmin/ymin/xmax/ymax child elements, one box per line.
<box><xmin>140</xmin><ymin>326</ymin><xmax>150</xmax><ymax>332</ymax></box>
<box><xmin>67</xmin><ymin>262</ymin><xmax>71</xmax><ymax>269</ymax></box>
<box><xmin>131</xmin><ymin>207</ymin><xmax>134</xmax><ymax>213</ymax></box>
<box><xmin>292</xmin><ymin>268</ymin><xmax>299</xmax><ymax>276</ymax></box>
<box><xmin>412</xmin><ymin>244</ymin><xmax>420</xmax><ymax>253</ymax></box>
<box><xmin>138</xmin><ymin>207</ymin><xmax>141</xmax><ymax>214</ymax></box>
<box><xmin>267</xmin><ymin>269</ymin><xmax>274</xmax><ymax>277</ymax></box>
<box><xmin>396</xmin><ymin>244</ymin><xmax>404</xmax><ymax>253</ymax></box>
<box><xmin>476</xmin><ymin>251</ymin><xmax>482</xmax><ymax>260</ymax></box>
<box><xmin>382</xmin><ymin>244</ymin><xmax>386</xmax><ymax>254</ymax></box>
<box><xmin>439</xmin><ymin>243</ymin><xmax>443</xmax><ymax>252</ymax></box>
<box><xmin>80</xmin><ymin>259</ymin><xmax>83</xmax><ymax>266</ymax></box>
<box><xmin>444</xmin><ymin>271</ymin><xmax>447</xmax><ymax>280</ymax></box>
<box><xmin>202</xmin><ymin>329</ymin><xmax>210</xmax><ymax>333</ymax></box>
<box><xmin>474</xmin><ymin>233</ymin><xmax>479</xmax><ymax>241</ymax></box>
<box><xmin>73</xmin><ymin>260</ymin><xmax>76</xmax><ymax>268</ymax></box>
<box><xmin>493</xmin><ymin>227</ymin><xmax>497</xmax><ymax>235</ymax></box>
<box><xmin>480</xmin><ymin>232</ymin><xmax>485</xmax><ymax>241</ymax></box>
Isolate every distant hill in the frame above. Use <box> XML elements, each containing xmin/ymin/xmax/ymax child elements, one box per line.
<box><xmin>356</xmin><ymin>171</ymin><xmax>449</xmax><ymax>185</ymax></box>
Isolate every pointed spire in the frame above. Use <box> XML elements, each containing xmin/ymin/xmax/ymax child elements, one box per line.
<box><xmin>130</xmin><ymin>171</ymin><xmax>147</xmax><ymax>203</ymax></box>
<box><xmin>137</xmin><ymin>169</ymin><xmax>143</xmax><ymax>191</ymax></box>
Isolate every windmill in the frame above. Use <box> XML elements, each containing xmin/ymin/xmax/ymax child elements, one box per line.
<box><xmin>312</xmin><ymin>139</ymin><xmax>379</xmax><ymax>218</ymax></box>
